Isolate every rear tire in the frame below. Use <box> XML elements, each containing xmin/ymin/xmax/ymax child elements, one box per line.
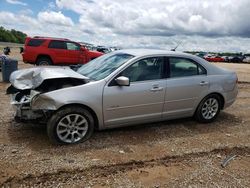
<box><xmin>47</xmin><ymin>106</ymin><xmax>94</xmax><ymax>145</ymax></box>
<box><xmin>195</xmin><ymin>94</ymin><xmax>221</xmax><ymax>123</ymax></box>
<box><xmin>36</xmin><ymin>57</ymin><xmax>52</xmax><ymax>66</ymax></box>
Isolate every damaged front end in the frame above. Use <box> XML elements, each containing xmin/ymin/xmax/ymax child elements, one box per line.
<box><xmin>7</xmin><ymin>67</ymin><xmax>89</xmax><ymax>123</ymax></box>
<box><xmin>9</xmin><ymin>89</ymin><xmax>46</xmax><ymax>122</ymax></box>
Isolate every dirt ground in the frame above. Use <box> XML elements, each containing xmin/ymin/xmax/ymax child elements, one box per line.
<box><xmin>0</xmin><ymin>46</ymin><xmax>250</xmax><ymax>187</ymax></box>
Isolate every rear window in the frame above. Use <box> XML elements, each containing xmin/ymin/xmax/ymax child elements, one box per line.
<box><xmin>48</xmin><ymin>41</ymin><xmax>66</xmax><ymax>49</ymax></box>
<box><xmin>27</xmin><ymin>39</ymin><xmax>45</xmax><ymax>47</ymax></box>
<box><xmin>169</xmin><ymin>57</ymin><xmax>207</xmax><ymax>78</ymax></box>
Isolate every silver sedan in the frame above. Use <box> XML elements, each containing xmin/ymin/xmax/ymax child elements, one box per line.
<box><xmin>8</xmin><ymin>49</ymin><xmax>238</xmax><ymax>144</ymax></box>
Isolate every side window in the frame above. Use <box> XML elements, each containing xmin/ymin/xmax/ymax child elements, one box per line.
<box><xmin>66</xmin><ymin>42</ymin><xmax>80</xmax><ymax>50</ymax></box>
<box><xmin>121</xmin><ymin>57</ymin><xmax>164</xmax><ymax>82</ymax></box>
<box><xmin>27</xmin><ymin>39</ymin><xmax>45</xmax><ymax>47</ymax></box>
<box><xmin>48</xmin><ymin>41</ymin><xmax>66</xmax><ymax>49</ymax></box>
<box><xmin>169</xmin><ymin>57</ymin><xmax>206</xmax><ymax>78</ymax></box>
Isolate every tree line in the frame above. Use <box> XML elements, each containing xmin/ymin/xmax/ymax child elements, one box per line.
<box><xmin>0</xmin><ymin>26</ymin><xmax>27</xmax><ymax>44</ymax></box>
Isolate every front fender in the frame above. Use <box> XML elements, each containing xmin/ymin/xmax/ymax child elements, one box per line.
<box><xmin>31</xmin><ymin>94</ymin><xmax>58</xmax><ymax>110</ymax></box>
<box><xmin>31</xmin><ymin>80</ymin><xmax>105</xmax><ymax>128</ymax></box>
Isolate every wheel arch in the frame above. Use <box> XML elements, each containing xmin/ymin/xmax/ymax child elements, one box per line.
<box><xmin>55</xmin><ymin>103</ymin><xmax>99</xmax><ymax>130</ymax></box>
<box><xmin>36</xmin><ymin>54</ymin><xmax>53</xmax><ymax>64</ymax></box>
<box><xmin>207</xmin><ymin>92</ymin><xmax>225</xmax><ymax>109</ymax></box>
<box><xmin>193</xmin><ymin>92</ymin><xmax>225</xmax><ymax>123</ymax></box>
<box><xmin>196</xmin><ymin>92</ymin><xmax>225</xmax><ymax>113</ymax></box>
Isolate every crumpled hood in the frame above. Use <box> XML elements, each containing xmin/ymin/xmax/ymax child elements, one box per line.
<box><xmin>10</xmin><ymin>66</ymin><xmax>88</xmax><ymax>90</ymax></box>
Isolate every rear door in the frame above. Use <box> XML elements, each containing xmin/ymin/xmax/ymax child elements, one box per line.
<box><xmin>163</xmin><ymin>57</ymin><xmax>209</xmax><ymax>118</ymax></box>
<box><xmin>103</xmin><ymin>56</ymin><xmax>167</xmax><ymax>127</ymax></box>
<box><xmin>48</xmin><ymin>40</ymin><xmax>68</xmax><ymax>64</ymax></box>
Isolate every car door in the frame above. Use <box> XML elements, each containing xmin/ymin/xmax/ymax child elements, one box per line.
<box><xmin>65</xmin><ymin>42</ymin><xmax>81</xmax><ymax>64</ymax></box>
<box><xmin>103</xmin><ymin>56</ymin><xmax>167</xmax><ymax>127</ymax></box>
<box><xmin>163</xmin><ymin>57</ymin><xmax>209</xmax><ymax>118</ymax></box>
<box><xmin>48</xmin><ymin>40</ymin><xmax>68</xmax><ymax>64</ymax></box>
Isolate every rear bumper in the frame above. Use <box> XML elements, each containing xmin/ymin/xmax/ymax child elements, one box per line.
<box><xmin>22</xmin><ymin>53</ymin><xmax>36</xmax><ymax>64</ymax></box>
<box><xmin>223</xmin><ymin>86</ymin><xmax>238</xmax><ymax>109</ymax></box>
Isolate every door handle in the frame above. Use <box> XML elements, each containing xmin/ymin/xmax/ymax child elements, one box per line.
<box><xmin>200</xmin><ymin>81</ymin><xmax>209</xmax><ymax>86</ymax></box>
<box><xmin>150</xmin><ymin>87</ymin><xmax>163</xmax><ymax>92</ymax></box>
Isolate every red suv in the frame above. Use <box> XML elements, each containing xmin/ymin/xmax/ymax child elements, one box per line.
<box><xmin>22</xmin><ymin>36</ymin><xmax>104</xmax><ymax>65</ymax></box>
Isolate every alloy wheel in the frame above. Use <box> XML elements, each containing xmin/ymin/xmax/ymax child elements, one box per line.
<box><xmin>56</xmin><ymin>114</ymin><xmax>88</xmax><ymax>143</ymax></box>
<box><xmin>201</xmin><ymin>98</ymin><xmax>219</xmax><ymax>120</ymax></box>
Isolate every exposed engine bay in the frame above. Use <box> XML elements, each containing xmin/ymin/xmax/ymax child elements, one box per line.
<box><xmin>7</xmin><ymin>77</ymin><xmax>86</xmax><ymax>100</ymax></box>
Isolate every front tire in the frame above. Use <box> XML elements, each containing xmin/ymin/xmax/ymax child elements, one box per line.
<box><xmin>195</xmin><ymin>94</ymin><xmax>221</xmax><ymax>123</ymax></box>
<box><xmin>47</xmin><ymin>106</ymin><xmax>94</xmax><ymax>144</ymax></box>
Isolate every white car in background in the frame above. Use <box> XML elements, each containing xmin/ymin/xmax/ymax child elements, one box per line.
<box><xmin>243</xmin><ymin>57</ymin><xmax>250</xmax><ymax>63</ymax></box>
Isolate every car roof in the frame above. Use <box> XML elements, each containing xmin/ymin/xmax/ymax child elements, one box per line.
<box><xmin>116</xmin><ymin>49</ymin><xmax>191</xmax><ymax>57</ymax></box>
<box><xmin>110</xmin><ymin>49</ymin><xmax>233</xmax><ymax>76</ymax></box>
<box><xmin>30</xmin><ymin>36</ymin><xmax>71</xmax><ymax>42</ymax></box>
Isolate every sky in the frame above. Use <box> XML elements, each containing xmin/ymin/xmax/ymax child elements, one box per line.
<box><xmin>0</xmin><ymin>0</ymin><xmax>250</xmax><ymax>52</ymax></box>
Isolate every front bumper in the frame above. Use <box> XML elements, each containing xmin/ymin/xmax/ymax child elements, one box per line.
<box><xmin>11</xmin><ymin>94</ymin><xmax>46</xmax><ymax>122</ymax></box>
<box><xmin>13</xmin><ymin>104</ymin><xmax>44</xmax><ymax>121</ymax></box>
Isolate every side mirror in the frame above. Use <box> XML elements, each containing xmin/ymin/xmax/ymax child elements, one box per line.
<box><xmin>115</xmin><ymin>76</ymin><xmax>130</xmax><ymax>86</ymax></box>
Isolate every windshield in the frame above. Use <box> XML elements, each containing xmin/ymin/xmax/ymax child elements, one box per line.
<box><xmin>77</xmin><ymin>53</ymin><xmax>134</xmax><ymax>81</ymax></box>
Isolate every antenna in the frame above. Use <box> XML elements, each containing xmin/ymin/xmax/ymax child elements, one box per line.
<box><xmin>171</xmin><ymin>41</ymin><xmax>182</xmax><ymax>51</ymax></box>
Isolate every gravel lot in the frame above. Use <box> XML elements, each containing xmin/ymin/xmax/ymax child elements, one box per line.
<box><xmin>0</xmin><ymin>47</ymin><xmax>250</xmax><ymax>187</ymax></box>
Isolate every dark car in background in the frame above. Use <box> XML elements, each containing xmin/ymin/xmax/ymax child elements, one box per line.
<box><xmin>96</xmin><ymin>46</ymin><xmax>111</xmax><ymax>53</ymax></box>
<box><xmin>228</xmin><ymin>56</ymin><xmax>245</xmax><ymax>63</ymax></box>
